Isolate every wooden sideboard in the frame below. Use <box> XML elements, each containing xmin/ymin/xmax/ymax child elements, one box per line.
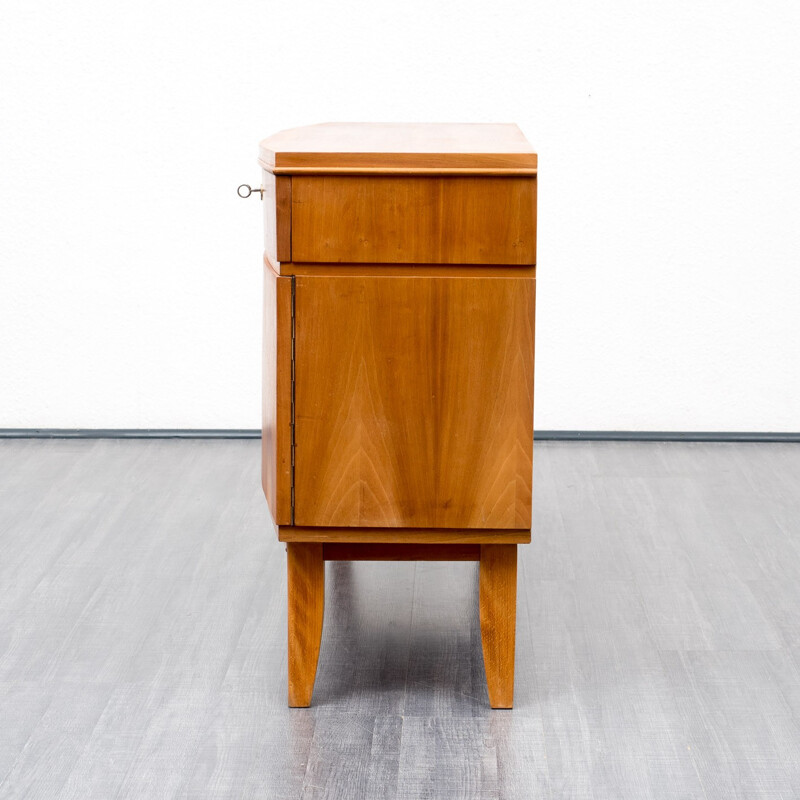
<box><xmin>257</xmin><ymin>123</ymin><xmax>537</xmax><ymax>708</ymax></box>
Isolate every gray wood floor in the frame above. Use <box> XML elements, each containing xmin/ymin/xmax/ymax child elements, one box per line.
<box><xmin>1</xmin><ymin>440</ymin><xmax>800</xmax><ymax>799</ymax></box>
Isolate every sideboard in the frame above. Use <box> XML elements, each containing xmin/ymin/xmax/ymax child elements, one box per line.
<box><xmin>255</xmin><ymin>123</ymin><xmax>536</xmax><ymax>708</ymax></box>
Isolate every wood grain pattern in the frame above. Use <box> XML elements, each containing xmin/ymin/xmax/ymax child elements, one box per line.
<box><xmin>293</xmin><ymin>276</ymin><xmax>535</xmax><ymax>529</ymax></box>
<box><xmin>287</xmin><ymin>542</ymin><xmax>325</xmax><ymax>707</ymax></box>
<box><xmin>275</xmin><ymin>274</ymin><xmax>293</xmax><ymax>523</ymax></box>
<box><xmin>291</xmin><ymin>176</ymin><xmax>536</xmax><ymax>265</ymax></box>
<box><xmin>322</xmin><ymin>543</ymin><xmax>480</xmax><ymax>561</ymax></box>
<box><xmin>261</xmin><ymin>170</ymin><xmax>278</xmax><ymax>266</ymax></box>
<box><xmin>261</xmin><ymin>261</ymin><xmax>293</xmax><ymax>525</ymax></box>
<box><xmin>479</xmin><ymin>544</ymin><xmax>517</xmax><ymax>709</ymax></box>
<box><xmin>261</xmin><ymin>173</ymin><xmax>292</xmax><ymax>267</ymax></box>
<box><xmin>260</xmin><ymin>262</ymin><xmax>277</xmax><ymax>519</ymax></box>
<box><xmin>276</xmin><ymin>175</ymin><xmax>292</xmax><ymax>262</ymax></box>
<box><xmin>258</xmin><ymin>124</ymin><xmax>538</xmax><ymax>713</ymax></box>
<box><xmin>259</xmin><ymin>122</ymin><xmax>537</xmax><ymax>175</ymax></box>
<box><xmin>278</xmin><ymin>526</ymin><xmax>531</xmax><ymax>544</ymax></box>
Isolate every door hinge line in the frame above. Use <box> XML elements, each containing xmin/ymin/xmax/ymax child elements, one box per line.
<box><xmin>290</xmin><ymin>275</ymin><xmax>296</xmax><ymax>525</ymax></box>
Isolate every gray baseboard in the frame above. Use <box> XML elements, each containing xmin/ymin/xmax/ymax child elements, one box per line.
<box><xmin>0</xmin><ymin>429</ymin><xmax>260</xmax><ymax>439</ymax></box>
<box><xmin>0</xmin><ymin>428</ymin><xmax>798</xmax><ymax>442</ymax></box>
<box><xmin>535</xmin><ymin>430</ymin><xmax>800</xmax><ymax>442</ymax></box>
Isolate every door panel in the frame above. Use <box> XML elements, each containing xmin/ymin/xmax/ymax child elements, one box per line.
<box><xmin>293</xmin><ymin>275</ymin><xmax>535</xmax><ymax>528</ymax></box>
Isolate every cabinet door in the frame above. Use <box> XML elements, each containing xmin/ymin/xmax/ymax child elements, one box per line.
<box><xmin>293</xmin><ymin>275</ymin><xmax>535</xmax><ymax>529</ymax></box>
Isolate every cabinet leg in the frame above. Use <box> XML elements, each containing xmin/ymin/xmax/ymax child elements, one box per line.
<box><xmin>479</xmin><ymin>543</ymin><xmax>517</xmax><ymax>708</ymax></box>
<box><xmin>287</xmin><ymin>542</ymin><xmax>325</xmax><ymax>707</ymax></box>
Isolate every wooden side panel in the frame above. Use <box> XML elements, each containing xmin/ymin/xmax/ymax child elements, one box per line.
<box><xmin>262</xmin><ymin>170</ymin><xmax>278</xmax><ymax>266</ymax></box>
<box><xmin>261</xmin><ymin>263</ymin><xmax>293</xmax><ymax>526</ymax></box>
<box><xmin>262</xmin><ymin>173</ymin><xmax>292</xmax><ymax>266</ymax></box>
<box><xmin>276</xmin><ymin>176</ymin><xmax>292</xmax><ymax>262</ymax></box>
<box><xmin>291</xmin><ymin>176</ymin><xmax>536</xmax><ymax>265</ymax></box>
<box><xmin>293</xmin><ymin>276</ymin><xmax>535</xmax><ymax>529</ymax></box>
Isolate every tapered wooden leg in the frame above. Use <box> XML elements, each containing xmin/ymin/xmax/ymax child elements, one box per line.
<box><xmin>479</xmin><ymin>543</ymin><xmax>517</xmax><ymax>708</ymax></box>
<box><xmin>287</xmin><ymin>542</ymin><xmax>325</xmax><ymax>707</ymax></box>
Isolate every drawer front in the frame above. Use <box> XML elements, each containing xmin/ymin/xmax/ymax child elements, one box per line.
<box><xmin>293</xmin><ymin>274</ymin><xmax>535</xmax><ymax>529</ymax></box>
<box><xmin>290</xmin><ymin>176</ymin><xmax>536</xmax><ymax>265</ymax></box>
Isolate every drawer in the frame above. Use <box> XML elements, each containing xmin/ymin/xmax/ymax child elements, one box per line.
<box><xmin>289</xmin><ymin>175</ymin><xmax>536</xmax><ymax>265</ymax></box>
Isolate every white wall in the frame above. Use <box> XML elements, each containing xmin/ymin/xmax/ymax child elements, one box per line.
<box><xmin>1</xmin><ymin>0</ymin><xmax>798</xmax><ymax>431</ymax></box>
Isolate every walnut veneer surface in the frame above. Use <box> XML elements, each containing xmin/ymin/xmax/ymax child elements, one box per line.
<box><xmin>259</xmin><ymin>122</ymin><xmax>537</xmax><ymax>707</ymax></box>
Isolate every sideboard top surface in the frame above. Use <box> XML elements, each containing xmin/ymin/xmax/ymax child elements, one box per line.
<box><xmin>259</xmin><ymin>122</ymin><xmax>537</xmax><ymax>175</ymax></box>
